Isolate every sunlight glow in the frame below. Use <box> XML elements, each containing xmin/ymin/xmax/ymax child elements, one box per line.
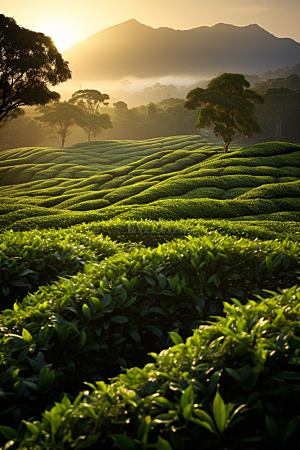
<box><xmin>39</xmin><ymin>19</ymin><xmax>77</xmax><ymax>52</ymax></box>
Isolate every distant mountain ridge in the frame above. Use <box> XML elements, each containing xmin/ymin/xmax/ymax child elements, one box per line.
<box><xmin>63</xmin><ymin>19</ymin><xmax>300</xmax><ymax>83</ymax></box>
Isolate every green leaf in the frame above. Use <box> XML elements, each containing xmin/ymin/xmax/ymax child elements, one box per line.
<box><xmin>213</xmin><ymin>387</ymin><xmax>227</xmax><ymax>434</ymax></box>
<box><xmin>0</xmin><ymin>426</ymin><xmax>18</xmax><ymax>440</ymax></box>
<box><xmin>18</xmin><ymin>269</ymin><xmax>35</xmax><ymax>276</ymax></box>
<box><xmin>110</xmin><ymin>316</ymin><xmax>128</xmax><ymax>324</ymax></box>
<box><xmin>157</xmin><ymin>436</ymin><xmax>173</xmax><ymax>450</ymax></box>
<box><xmin>181</xmin><ymin>385</ymin><xmax>194</xmax><ymax>411</ymax></box>
<box><xmin>82</xmin><ymin>304</ymin><xmax>91</xmax><ymax>320</ymax></box>
<box><xmin>193</xmin><ymin>409</ymin><xmax>216</xmax><ymax>432</ymax></box>
<box><xmin>154</xmin><ymin>397</ymin><xmax>174</xmax><ymax>410</ymax></box>
<box><xmin>61</xmin><ymin>394</ymin><xmax>71</xmax><ymax>410</ymax></box>
<box><xmin>129</xmin><ymin>330</ymin><xmax>141</xmax><ymax>343</ymax></box>
<box><xmin>110</xmin><ymin>434</ymin><xmax>136</xmax><ymax>450</ymax></box>
<box><xmin>282</xmin><ymin>415</ymin><xmax>300</xmax><ymax>443</ymax></box>
<box><xmin>146</xmin><ymin>325</ymin><xmax>163</xmax><ymax>337</ymax></box>
<box><xmin>101</xmin><ymin>294</ymin><xmax>112</xmax><ymax>308</ymax></box>
<box><xmin>183</xmin><ymin>403</ymin><xmax>193</xmax><ymax>421</ymax></box>
<box><xmin>265</xmin><ymin>256</ymin><xmax>272</xmax><ymax>272</ymax></box>
<box><xmin>22</xmin><ymin>328</ymin><xmax>33</xmax><ymax>343</ymax></box>
<box><xmin>81</xmin><ymin>330</ymin><xmax>87</xmax><ymax>347</ymax></box>
<box><xmin>265</xmin><ymin>415</ymin><xmax>279</xmax><ymax>442</ymax></box>
<box><xmin>168</xmin><ymin>331</ymin><xmax>183</xmax><ymax>345</ymax></box>
<box><xmin>189</xmin><ymin>417</ymin><xmax>216</xmax><ymax>434</ymax></box>
<box><xmin>158</xmin><ymin>274</ymin><xmax>167</xmax><ymax>290</ymax></box>
<box><xmin>22</xmin><ymin>421</ymin><xmax>40</xmax><ymax>437</ymax></box>
<box><xmin>90</xmin><ymin>297</ymin><xmax>102</xmax><ymax>310</ymax></box>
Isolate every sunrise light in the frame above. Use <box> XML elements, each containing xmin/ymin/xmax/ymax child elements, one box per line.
<box><xmin>39</xmin><ymin>19</ymin><xmax>77</xmax><ymax>52</ymax></box>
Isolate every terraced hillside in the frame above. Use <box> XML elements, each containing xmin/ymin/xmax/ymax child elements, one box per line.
<box><xmin>1</xmin><ymin>136</ymin><xmax>300</xmax><ymax>236</ymax></box>
<box><xmin>1</xmin><ymin>136</ymin><xmax>300</xmax><ymax>450</ymax></box>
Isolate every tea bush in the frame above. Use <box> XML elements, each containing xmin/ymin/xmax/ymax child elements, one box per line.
<box><xmin>0</xmin><ymin>233</ymin><xmax>299</xmax><ymax>429</ymax></box>
<box><xmin>2</xmin><ymin>286</ymin><xmax>300</xmax><ymax>450</ymax></box>
<box><xmin>0</xmin><ymin>228</ymin><xmax>120</xmax><ymax>308</ymax></box>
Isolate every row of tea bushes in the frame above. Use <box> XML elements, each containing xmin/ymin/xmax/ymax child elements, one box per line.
<box><xmin>0</xmin><ymin>233</ymin><xmax>299</xmax><ymax>428</ymax></box>
<box><xmin>0</xmin><ymin>227</ymin><xmax>122</xmax><ymax>309</ymax></box>
<box><xmin>1</xmin><ymin>140</ymin><xmax>299</xmax><ymax>231</ymax></box>
<box><xmin>1</xmin><ymin>195</ymin><xmax>300</xmax><ymax>234</ymax></box>
<box><xmin>0</xmin><ymin>136</ymin><xmax>212</xmax><ymax>186</ymax></box>
<box><xmin>2</xmin><ymin>286</ymin><xmax>300</xmax><ymax>450</ymax></box>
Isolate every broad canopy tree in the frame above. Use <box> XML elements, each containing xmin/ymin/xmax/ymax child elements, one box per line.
<box><xmin>184</xmin><ymin>73</ymin><xmax>264</xmax><ymax>153</ymax></box>
<box><xmin>69</xmin><ymin>89</ymin><xmax>112</xmax><ymax>141</ymax></box>
<box><xmin>0</xmin><ymin>14</ymin><xmax>71</xmax><ymax>127</ymax></box>
<box><xmin>35</xmin><ymin>102</ymin><xmax>80</xmax><ymax>147</ymax></box>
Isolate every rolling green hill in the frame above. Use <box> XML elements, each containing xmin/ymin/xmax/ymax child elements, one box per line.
<box><xmin>1</xmin><ymin>136</ymin><xmax>300</xmax><ymax>238</ymax></box>
<box><xmin>1</xmin><ymin>136</ymin><xmax>300</xmax><ymax>449</ymax></box>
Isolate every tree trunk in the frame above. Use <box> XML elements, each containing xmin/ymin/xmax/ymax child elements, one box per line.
<box><xmin>61</xmin><ymin>136</ymin><xmax>65</xmax><ymax>147</ymax></box>
<box><xmin>224</xmin><ymin>142</ymin><xmax>229</xmax><ymax>153</ymax></box>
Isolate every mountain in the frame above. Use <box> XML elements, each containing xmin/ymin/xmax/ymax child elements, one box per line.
<box><xmin>62</xmin><ymin>19</ymin><xmax>300</xmax><ymax>83</ymax></box>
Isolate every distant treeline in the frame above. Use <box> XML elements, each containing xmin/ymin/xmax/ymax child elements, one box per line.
<box><xmin>1</xmin><ymin>71</ymin><xmax>300</xmax><ymax>150</ymax></box>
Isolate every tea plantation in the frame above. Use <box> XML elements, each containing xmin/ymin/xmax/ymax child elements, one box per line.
<box><xmin>0</xmin><ymin>136</ymin><xmax>300</xmax><ymax>449</ymax></box>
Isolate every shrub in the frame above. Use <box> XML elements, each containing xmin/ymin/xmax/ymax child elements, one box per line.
<box><xmin>0</xmin><ymin>234</ymin><xmax>299</xmax><ymax>428</ymax></box>
<box><xmin>2</xmin><ymin>286</ymin><xmax>300</xmax><ymax>450</ymax></box>
<box><xmin>0</xmin><ymin>228</ymin><xmax>120</xmax><ymax>308</ymax></box>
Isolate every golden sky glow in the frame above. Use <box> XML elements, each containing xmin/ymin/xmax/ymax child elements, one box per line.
<box><xmin>1</xmin><ymin>0</ymin><xmax>300</xmax><ymax>51</ymax></box>
<box><xmin>38</xmin><ymin>19</ymin><xmax>77</xmax><ymax>51</ymax></box>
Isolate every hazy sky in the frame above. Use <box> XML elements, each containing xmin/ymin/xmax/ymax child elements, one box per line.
<box><xmin>1</xmin><ymin>0</ymin><xmax>300</xmax><ymax>51</ymax></box>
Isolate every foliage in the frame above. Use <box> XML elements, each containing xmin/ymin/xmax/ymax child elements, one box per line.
<box><xmin>254</xmin><ymin>74</ymin><xmax>300</xmax><ymax>92</ymax></box>
<box><xmin>69</xmin><ymin>89</ymin><xmax>112</xmax><ymax>141</ymax></box>
<box><xmin>0</xmin><ymin>133</ymin><xmax>300</xmax><ymax>448</ymax></box>
<box><xmin>35</xmin><ymin>102</ymin><xmax>81</xmax><ymax>147</ymax></box>
<box><xmin>257</xmin><ymin>87</ymin><xmax>300</xmax><ymax>141</ymax></box>
<box><xmin>0</xmin><ymin>14</ymin><xmax>71</xmax><ymax>127</ymax></box>
<box><xmin>184</xmin><ymin>73</ymin><xmax>264</xmax><ymax>152</ymax></box>
<box><xmin>0</xmin><ymin>227</ymin><xmax>120</xmax><ymax>308</ymax></box>
<box><xmin>0</xmin><ymin>229</ymin><xmax>299</xmax><ymax>428</ymax></box>
<box><xmin>2</xmin><ymin>285</ymin><xmax>300</xmax><ymax>449</ymax></box>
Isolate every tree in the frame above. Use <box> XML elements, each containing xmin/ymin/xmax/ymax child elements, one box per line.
<box><xmin>184</xmin><ymin>73</ymin><xmax>264</xmax><ymax>153</ymax></box>
<box><xmin>69</xmin><ymin>89</ymin><xmax>111</xmax><ymax>141</ymax></box>
<box><xmin>257</xmin><ymin>87</ymin><xmax>300</xmax><ymax>141</ymax></box>
<box><xmin>36</xmin><ymin>102</ymin><xmax>80</xmax><ymax>147</ymax></box>
<box><xmin>147</xmin><ymin>102</ymin><xmax>158</xmax><ymax>116</ymax></box>
<box><xmin>253</xmin><ymin>74</ymin><xmax>300</xmax><ymax>92</ymax></box>
<box><xmin>0</xmin><ymin>14</ymin><xmax>71</xmax><ymax>128</ymax></box>
<box><xmin>0</xmin><ymin>107</ymin><xmax>24</xmax><ymax>132</ymax></box>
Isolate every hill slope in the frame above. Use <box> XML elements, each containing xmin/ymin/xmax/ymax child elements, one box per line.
<box><xmin>1</xmin><ymin>137</ymin><xmax>300</xmax><ymax>237</ymax></box>
<box><xmin>62</xmin><ymin>19</ymin><xmax>300</xmax><ymax>82</ymax></box>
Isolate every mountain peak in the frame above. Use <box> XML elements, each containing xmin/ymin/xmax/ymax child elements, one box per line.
<box><xmin>63</xmin><ymin>21</ymin><xmax>300</xmax><ymax>82</ymax></box>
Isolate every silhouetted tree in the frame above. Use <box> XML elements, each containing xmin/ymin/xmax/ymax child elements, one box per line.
<box><xmin>36</xmin><ymin>102</ymin><xmax>80</xmax><ymax>147</ymax></box>
<box><xmin>185</xmin><ymin>73</ymin><xmax>264</xmax><ymax>153</ymax></box>
<box><xmin>257</xmin><ymin>87</ymin><xmax>300</xmax><ymax>141</ymax></box>
<box><xmin>69</xmin><ymin>89</ymin><xmax>112</xmax><ymax>140</ymax></box>
<box><xmin>147</xmin><ymin>102</ymin><xmax>157</xmax><ymax>116</ymax></box>
<box><xmin>0</xmin><ymin>14</ymin><xmax>71</xmax><ymax>128</ymax></box>
<box><xmin>0</xmin><ymin>108</ymin><xmax>24</xmax><ymax>132</ymax></box>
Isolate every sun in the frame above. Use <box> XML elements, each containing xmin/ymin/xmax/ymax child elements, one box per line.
<box><xmin>39</xmin><ymin>19</ymin><xmax>77</xmax><ymax>52</ymax></box>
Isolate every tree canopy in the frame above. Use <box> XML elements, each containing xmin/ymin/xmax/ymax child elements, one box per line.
<box><xmin>35</xmin><ymin>102</ymin><xmax>80</xmax><ymax>147</ymax></box>
<box><xmin>184</xmin><ymin>73</ymin><xmax>264</xmax><ymax>153</ymax></box>
<box><xmin>0</xmin><ymin>14</ymin><xmax>71</xmax><ymax>127</ymax></box>
<box><xmin>69</xmin><ymin>89</ymin><xmax>112</xmax><ymax>140</ymax></box>
<box><xmin>257</xmin><ymin>87</ymin><xmax>300</xmax><ymax>141</ymax></box>
<box><xmin>253</xmin><ymin>74</ymin><xmax>300</xmax><ymax>92</ymax></box>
